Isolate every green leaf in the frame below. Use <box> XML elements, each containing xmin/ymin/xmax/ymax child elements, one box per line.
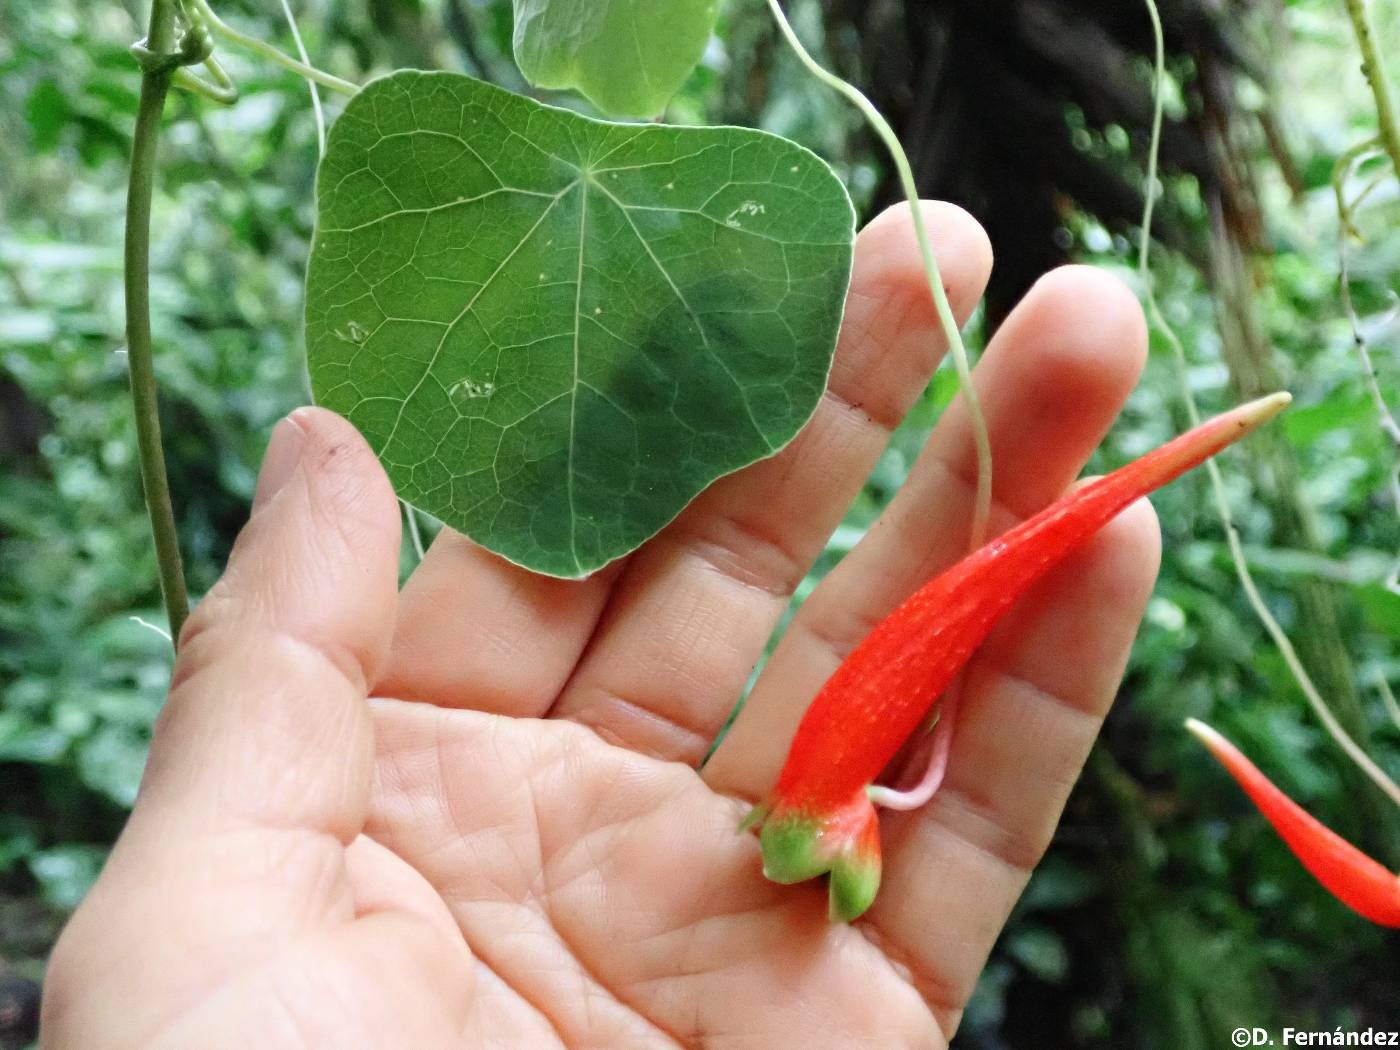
<box><xmin>1355</xmin><ymin>584</ymin><xmax>1400</xmax><ymax>637</ymax></box>
<box><xmin>26</xmin><ymin>77</ymin><xmax>69</xmax><ymax>153</ymax></box>
<box><xmin>306</xmin><ymin>72</ymin><xmax>855</xmax><ymax>578</ymax></box>
<box><xmin>512</xmin><ymin>0</ymin><xmax>719</xmax><ymax>119</ymax></box>
<box><xmin>1280</xmin><ymin>390</ymin><xmax>1372</xmax><ymax>446</ymax></box>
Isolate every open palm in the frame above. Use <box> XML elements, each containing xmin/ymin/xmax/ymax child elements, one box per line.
<box><xmin>42</xmin><ymin>203</ymin><xmax>1159</xmax><ymax>1049</ymax></box>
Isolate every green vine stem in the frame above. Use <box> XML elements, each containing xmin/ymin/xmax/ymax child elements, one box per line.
<box><xmin>128</xmin><ymin>0</ymin><xmax>190</xmax><ymax>647</ymax></box>
<box><xmin>1332</xmin><ymin>136</ymin><xmax>1383</xmax><ymax>238</ymax></box>
<box><xmin>1343</xmin><ymin>0</ymin><xmax>1400</xmax><ymax>178</ymax></box>
<box><xmin>1139</xmin><ymin>0</ymin><xmax>1400</xmax><ymax>808</ymax></box>
<box><xmin>173</xmin><ymin>53</ymin><xmax>239</xmax><ymax>105</ymax></box>
<box><xmin>763</xmin><ymin>0</ymin><xmax>994</xmax><ymax>549</ymax></box>
<box><xmin>1377</xmin><ymin>672</ymin><xmax>1400</xmax><ymax>733</ymax></box>
<box><xmin>185</xmin><ymin>0</ymin><xmax>357</xmax><ymax>96</ymax></box>
<box><xmin>404</xmin><ymin>503</ymin><xmax>427</xmax><ymax>561</ymax></box>
<box><xmin>276</xmin><ymin>0</ymin><xmax>327</xmax><ymax>152</ymax></box>
<box><xmin>1333</xmin><ymin>139</ymin><xmax>1400</xmax><ymax>592</ymax></box>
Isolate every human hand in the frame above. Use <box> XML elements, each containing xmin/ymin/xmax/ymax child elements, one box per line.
<box><xmin>41</xmin><ymin>202</ymin><xmax>1158</xmax><ymax>1049</ymax></box>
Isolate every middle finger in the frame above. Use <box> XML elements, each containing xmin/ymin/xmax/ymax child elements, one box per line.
<box><xmin>704</xmin><ymin>264</ymin><xmax>1148</xmax><ymax>799</ymax></box>
<box><xmin>546</xmin><ymin>202</ymin><xmax>994</xmax><ymax>762</ymax></box>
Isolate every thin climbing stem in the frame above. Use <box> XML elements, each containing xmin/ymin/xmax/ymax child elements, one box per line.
<box><xmin>1333</xmin><ymin>137</ymin><xmax>1383</xmax><ymax>238</ymax></box>
<box><xmin>403</xmin><ymin>502</ymin><xmax>427</xmax><ymax>562</ymax></box>
<box><xmin>173</xmin><ymin>53</ymin><xmax>239</xmax><ymax>105</ymax></box>
<box><xmin>276</xmin><ymin>0</ymin><xmax>326</xmax><ymax>153</ymax></box>
<box><xmin>1342</xmin><ymin>0</ymin><xmax>1400</xmax><ymax>179</ymax></box>
<box><xmin>1139</xmin><ymin>0</ymin><xmax>1400</xmax><ymax>808</ymax></box>
<box><xmin>1376</xmin><ymin>672</ymin><xmax>1400</xmax><ymax>734</ymax></box>
<box><xmin>127</xmin><ymin>0</ymin><xmax>190</xmax><ymax>647</ymax></box>
<box><xmin>763</xmin><ymin>0</ymin><xmax>994</xmax><ymax>549</ymax></box>
<box><xmin>1136</xmin><ymin>0</ymin><xmax>1169</xmax><ymax>308</ymax></box>
<box><xmin>1218</xmin><ymin>498</ymin><xmax>1400</xmax><ymax>807</ymax></box>
<box><xmin>1334</xmin><ymin>140</ymin><xmax>1400</xmax><ymax>591</ymax></box>
<box><xmin>1332</xmin><ymin>135</ymin><xmax>1388</xmax><ymax>238</ymax></box>
<box><xmin>186</xmin><ymin>0</ymin><xmax>357</xmax><ymax>96</ymax></box>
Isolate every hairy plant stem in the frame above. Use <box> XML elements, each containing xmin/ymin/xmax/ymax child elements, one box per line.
<box><xmin>763</xmin><ymin>0</ymin><xmax>993</xmax><ymax>549</ymax></box>
<box><xmin>1139</xmin><ymin>0</ymin><xmax>1400</xmax><ymax>810</ymax></box>
<box><xmin>1343</xmin><ymin>0</ymin><xmax>1400</xmax><ymax>178</ymax></box>
<box><xmin>127</xmin><ymin>0</ymin><xmax>189</xmax><ymax>647</ymax></box>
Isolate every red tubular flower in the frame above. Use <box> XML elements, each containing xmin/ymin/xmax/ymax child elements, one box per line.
<box><xmin>746</xmin><ymin>393</ymin><xmax>1293</xmax><ymax>922</ymax></box>
<box><xmin>1185</xmin><ymin>718</ymin><xmax>1400</xmax><ymax>928</ymax></box>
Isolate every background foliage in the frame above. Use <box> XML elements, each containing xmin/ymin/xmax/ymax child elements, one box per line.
<box><xmin>1</xmin><ymin>0</ymin><xmax>1397</xmax><ymax>1046</ymax></box>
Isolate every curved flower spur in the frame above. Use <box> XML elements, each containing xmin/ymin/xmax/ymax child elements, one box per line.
<box><xmin>743</xmin><ymin>393</ymin><xmax>1294</xmax><ymax>922</ymax></box>
<box><xmin>1186</xmin><ymin>719</ymin><xmax>1400</xmax><ymax>928</ymax></box>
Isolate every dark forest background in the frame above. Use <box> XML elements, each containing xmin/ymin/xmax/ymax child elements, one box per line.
<box><xmin>2</xmin><ymin>1</ymin><xmax>1399</xmax><ymax>1046</ymax></box>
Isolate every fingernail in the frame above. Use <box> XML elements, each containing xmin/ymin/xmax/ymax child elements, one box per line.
<box><xmin>253</xmin><ymin>411</ymin><xmax>309</xmax><ymax>511</ymax></box>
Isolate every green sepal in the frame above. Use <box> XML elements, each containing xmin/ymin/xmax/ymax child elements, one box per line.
<box><xmin>737</xmin><ymin>802</ymin><xmax>769</xmax><ymax>834</ymax></box>
<box><xmin>829</xmin><ymin>846</ymin><xmax>881</xmax><ymax>923</ymax></box>
<box><xmin>758</xmin><ymin>811</ymin><xmax>830</xmax><ymax>885</ymax></box>
<box><xmin>750</xmin><ymin>790</ymin><xmax>885</xmax><ymax>920</ymax></box>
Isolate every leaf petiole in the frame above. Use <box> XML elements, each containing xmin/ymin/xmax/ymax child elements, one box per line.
<box><xmin>762</xmin><ymin>0</ymin><xmax>994</xmax><ymax>550</ymax></box>
<box><xmin>276</xmin><ymin>0</ymin><xmax>327</xmax><ymax>154</ymax></box>
<box><xmin>182</xmin><ymin>0</ymin><xmax>358</xmax><ymax>97</ymax></box>
<box><xmin>173</xmin><ymin>54</ymin><xmax>239</xmax><ymax>105</ymax></box>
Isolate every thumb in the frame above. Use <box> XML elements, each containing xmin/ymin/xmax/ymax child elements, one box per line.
<box><xmin>136</xmin><ymin>407</ymin><xmax>401</xmax><ymax>840</ymax></box>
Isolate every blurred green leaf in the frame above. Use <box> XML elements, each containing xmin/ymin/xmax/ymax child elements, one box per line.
<box><xmin>24</xmin><ymin>77</ymin><xmax>67</xmax><ymax>152</ymax></box>
<box><xmin>1006</xmin><ymin>926</ymin><xmax>1070</xmax><ymax>984</ymax></box>
<box><xmin>1355</xmin><ymin>584</ymin><xmax>1400</xmax><ymax>637</ymax></box>
<box><xmin>1282</xmin><ymin>391</ymin><xmax>1375</xmax><ymax>446</ymax></box>
<box><xmin>27</xmin><ymin>845</ymin><xmax>106</xmax><ymax>910</ymax></box>
<box><xmin>512</xmin><ymin>0</ymin><xmax>719</xmax><ymax>118</ymax></box>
